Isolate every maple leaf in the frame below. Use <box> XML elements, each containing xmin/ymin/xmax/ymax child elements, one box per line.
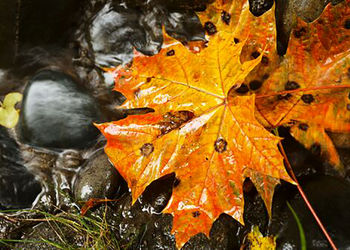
<box><xmin>96</xmin><ymin>1</ymin><xmax>294</xmax><ymax>247</ymax></box>
<box><xmin>252</xmin><ymin>0</ymin><xmax>350</xmax><ymax>170</ymax></box>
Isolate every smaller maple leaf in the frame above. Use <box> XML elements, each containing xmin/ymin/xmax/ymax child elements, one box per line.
<box><xmin>255</xmin><ymin>1</ymin><xmax>350</xmax><ymax>170</ymax></box>
<box><xmin>0</xmin><ymin>92</ymin><xmax>22</xmax><ymax>128</ymax></box>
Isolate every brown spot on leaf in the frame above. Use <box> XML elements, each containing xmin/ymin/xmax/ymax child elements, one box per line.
<box><xmin>174</xmin><ymin>177</ymin><xmax>181</xmax><ymax>187</ymax></box>
<box><xmin>301</xmin><ymin>94</ymin><xmax>314</xmax><ymax>104</ymax></box>
<box><xmin>277</xmin><ymin>94</ymin><xmax>292</xmax><ymax>100</ymax></box>
<box><xmin>160</xmin><ymin>111</ymin><xmax>194</xmax><ymax>135</ymax></box>
<box><xmin>249</xmin><ymin>80</ymin><xmax>263</xmax><ymax>90</ymax></box>
<box><xmin>214</xmin><ymin>138</ymin><xmax>227</xmax><ymax>153</ymax></box>
<box><xmin>298</xmin><ymin>123</ymin><xmax>309</xmax><ymax>131</ymax></box>
<box><xmin>285</xmin><ymin>81</ymin><xmax>300</xmax><ymax>90</ymax></box>
<box><xmin>192</xmin><ymin>211</ymin><xmax>201</xmax><ymax>218</ymax></box>
<box><xmin>261</xmin><ymin>56</ymin><xmax>269</xmax><ymax>66</ymax></box>
<box><xmin>234</xmin><ymin>38</ymin><xmax>240</xmax><ymax>44</ymax></box>
<box><xmin>166</xmin><ymin>50</ymin><xmax>175</xmax><ymax>56</ymax></box>
<box><xmin>204</xmin><ymin>22</ymin><xmax>217</xmax><ymax>35</ymax></box>
<box><xmin>140</xmin><ymin>143</ymin><xmax>154</xmax><ymax>156</ymax></box>
<box><xmin>344</xmin><ymin>19</ymin><xmax>350</xmax><ymax>29</ymax></box>
<box><xmin>251</xmin><ymin>51</ymin><xmax>260</xmax><ymax>59</ymax></box>
<box><xmin>293</xmin><ymin>27</ymin><xmax>307</xmax><ymax>38</ymax></box>
<box><xmin>262</xmin><ymin>74</ymin><xmax>269</xmax><ymax>80</ymax></box>
<box><xmin>235</xmin><ymin>84</ymin><xmax>249</xmax><ymax>94</ymax></box>
<box><xmin>221</xmin><ymin>11</ymin><xmax>231</xmax><ymax>25</ymax></box>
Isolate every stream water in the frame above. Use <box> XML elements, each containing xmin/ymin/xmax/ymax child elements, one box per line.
<box><xmin>1</xmin><ymin>0</ymin><xmax>350</xmax><ymax>249</ymax></box>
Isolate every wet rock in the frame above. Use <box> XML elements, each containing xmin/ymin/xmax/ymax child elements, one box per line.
<box><xmin>85</xmin><ymin>2</ymin><xmax>205</xmax><ymax>67</ymax></box>
<box><xmin>74</xmin><ymin>149</ymin><xmax>124</xmax><ymax>201</ymax></box>
<box><xmin>0</xmin><ymin>127</ymin><xmax>41</xmax><ymax>209</ymax></box>
<box><xmin>209</xmin><ymin>214</ymin><xmax>243</xmax><ymax>249</ymax></box>
<box><xmin>111</xmin><ymin>195</ymin><xmax>176</xmax><ymax>249</ymax></box>
<box><xmin>183</xmin><ymin>233</ymin><xmax>211</xmax><ymax>250</ymax></box>
<box><xmin>269</xmin><ymin>175</ymin><xmax>350</xmax><ymax>249</ymax></box>
<box><xmin>13</xmin><ymin>215</ymin><xmax>86</xmax><ymax>249</ymax></box>
<box><xmin>17</xmin><ymin>69</ymin><xmax>105</xmax><ymax>150</ymax></box>
<box><xmin>279</xmin><ymin>127</ymin><xmax>321</xmax><ymax>176</ymax></box>
<box><xmin>249</xmin><ymin>0</ymin><xmax>274</xmax><ymax>17</ymax></box>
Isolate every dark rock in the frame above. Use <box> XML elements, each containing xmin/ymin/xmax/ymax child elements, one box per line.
<box><xmin>0</xmin><ymin>127</ymin><xmax>41</xmax><ymax>209</ymax></box>
<box><xmin>164</xmin><ymin>11</ymin><xmax>204</xmax><ymax>43</ymax></box>
<box><xmin>17</xmin><ymin>69</ymin><xmax>105</xmax><ymax>150</ymax></box>
<box><xmin>210</xmin><ymin>214</ymin><xmax>243</xmax><ymax>249</ymax></box>
<box><xmin>13</xmin><ymin>215</ymin><xmax>87</xmax><ymax>249</ymax></box>
<box><xmin>279</xmin><ymin>127</ymin><xmax>321</xmax><ymax>177</ymax></box>
<box><xmin>183</xmin><ymin>233</ymin><xmax>211</xmax><ymax>250</ymax></box>
<box><xmin>269</xmin><ymin>175</ymin><xmax>350</xmax><ymax>249</ymax></box>
<box><xmin>249</xmin><ymin>0</ymin><xmax>274</xmax><ymax>17</ymax></box>
<box><xmin>86</xmin><ymin>2</ymin><xmax>205</xmax><ymax>67</ymax></box>
<box><xmin>74</xmin><ymin>149</ymin><xmax>124</xmax><ymax>201</ymax></box>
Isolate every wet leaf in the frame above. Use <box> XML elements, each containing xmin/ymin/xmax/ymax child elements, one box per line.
<box><xmin>247</xmin><ymin>225</ymin><xmax>276</xmax><ymax>249</ymax></box>
<box><xmin>97</xmin><ymin>1</ymin><xmax>293</xmax><ymax>247</ymax></box>
<box><xmin>0</xmin><ymin>92</ymin><xmax>22</xmax><ymax>128</ymax></box>
<box><xmin>255</xmin><ymin>0</ymin><xmax>350</xmax><ymax>170</ymax></box>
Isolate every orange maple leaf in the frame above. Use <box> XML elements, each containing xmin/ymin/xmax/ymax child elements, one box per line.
<box><xmin>253</xmin><ymin>0</ymin><xmax>350</xmax><ymax>170</ymax></box>
<box><xmin>96</xmin><ymin>1</ymin><xmax>294</xmax><ymax>247</ymax></box>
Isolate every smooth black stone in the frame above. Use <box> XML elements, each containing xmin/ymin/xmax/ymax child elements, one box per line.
<box><xmin>270</xmin><ymin>175</ymin><xmax>350</xmax><ymax>249</ymax></box>
<box><xmin>249</xmin><ymin>0</ymin><xmax>274</xmax><ymax>17</ymax></box>
<box><xmin>74</xmin><ymin>149</ymin><xmax>125</xmax><ymax>201</ymax></box>
<box><xmin>0</xmin><ymin>127</ymin><xmax>41</xmax><ymax>209</ymax></box>
<box><xmin>17</xmin><ymin>70</ymin><xmax>105</xmax><ymax>150</ymax></box>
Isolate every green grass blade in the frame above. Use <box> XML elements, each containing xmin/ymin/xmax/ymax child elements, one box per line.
<box><xmin>287</xmin><ymin>201</ymin><xmax>307</xmax><ymax>250</ymax></box>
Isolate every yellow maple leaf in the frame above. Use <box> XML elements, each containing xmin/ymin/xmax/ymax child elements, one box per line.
<box><xmin>0</xmin><ymin>92</ymin><xmax>22</xmax><ymax>128</ymax></box>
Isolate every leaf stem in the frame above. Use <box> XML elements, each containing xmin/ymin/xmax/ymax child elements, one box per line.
<box><xmin>277</xmin><ymin>140</ymin><xmax>338</xmax><ymax>250</ymax></box>
<box><xmin>256</xmin><ymin>84</ymin><xmax>350</xmax><ymax>99</ymax></box>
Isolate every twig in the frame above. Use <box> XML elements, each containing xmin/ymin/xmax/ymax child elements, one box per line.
<box><xmin>278</xmin><ymin>141</ymin><xmax>338</xmax><ymax>250</ymax></box>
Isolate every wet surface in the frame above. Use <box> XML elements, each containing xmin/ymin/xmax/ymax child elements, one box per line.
<box><xmin>82</xmin><ymin>1</ymin><xmax>205</xmax><ymax>67</ymax></box>
<box><xmin>0</xmin><ymin>0</ymin><xmax>350</xmax><ymax>249</ymax></box>
<box><xmin>270</xmin><ymin>175</ymin><xmax>350</xmax><ymax>249</ymax></box>
<box><xmin>0</xmin><ymin>127</ymin><xmax>41</xmax><ymax>209</ymax></box>
<box><xmin>74</xmin><ymin>149</ymin><xmax>126</xmax><ymax>201</ymax></box>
